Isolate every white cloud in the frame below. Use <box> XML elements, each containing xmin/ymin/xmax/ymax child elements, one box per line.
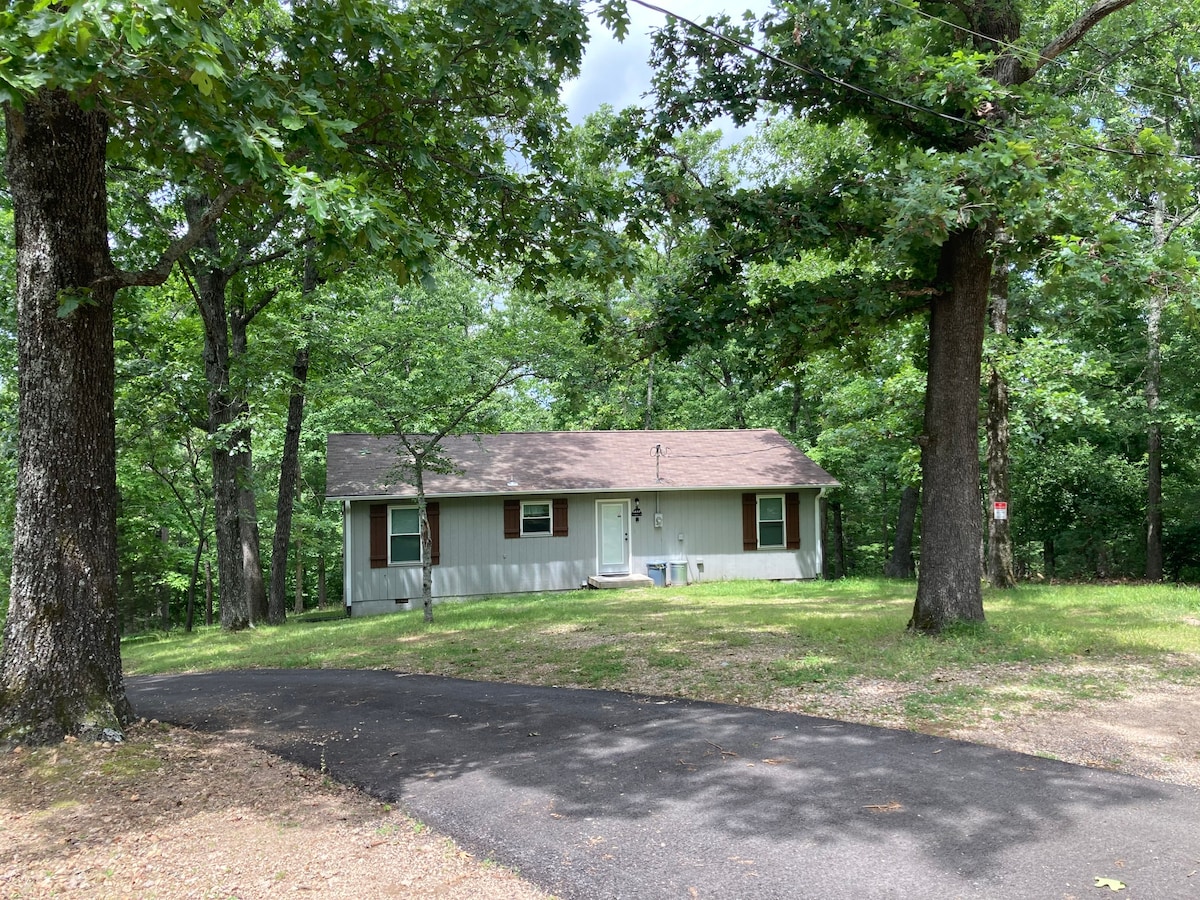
<box><xmin>563</xmin><ymin>2</ymin><xmax>767</xmax><ymax>124</ymax></box>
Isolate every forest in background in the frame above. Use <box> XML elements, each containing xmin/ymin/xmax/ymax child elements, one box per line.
<box><xmin>0</xmin><ymin>0</ymin><xmax>1198</xmax><ymax>641</ymax></box>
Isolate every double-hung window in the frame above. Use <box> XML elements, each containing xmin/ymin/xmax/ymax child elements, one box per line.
<box><xmin>389</xmin><ymin>505</ymin><xmax>421</xmax><ymax>564</ymax></box>
<box><xmin>757</xmin><ymin>495</ymin><xmax>786</xmax><ymax>548</ymax></box>
<box><xmin>741</xmin><ymin>492</ymin><xmax>800</xmax><ymax>552</ymax></box>
<box><xmin>521</xmin><ymin>501</ymin><xmax>552</xmax><ymax>536</ymax></box>
<box><xmin>504</xmin><ymin>498</ymin><xmax>567</xmax><ymax>539</ymax></box>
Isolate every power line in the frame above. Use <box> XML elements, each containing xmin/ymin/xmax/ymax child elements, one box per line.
<box><xmin>627</xmin><ymin>0</ymin><xmax>1200</xmax><ymax>165</ymax></box>
<box><xmin>633</xmin><ymin>0</ymin><xmax>987</xmax><ymax>132</ymax></box>
<box><xmin>874</xmin><ymin>0</ymin><xmax>1199</xmax><ymax>111</ymax></box>
<box><xmin>877</xmin><ymin>0</ymin><xmax>1039</xmax><ymax>64</ymax></box>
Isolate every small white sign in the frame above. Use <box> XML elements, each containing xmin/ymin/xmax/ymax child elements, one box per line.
<box><xmin>993</xmin><ymin>501</ymin><xmax>1008</xmax><ymax>520</ymax></box>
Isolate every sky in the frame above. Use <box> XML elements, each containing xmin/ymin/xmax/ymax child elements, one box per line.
<box><xmin>562</xmin><ymin>1</ymin><xmax>767</xmax><ymax>124</ymax></box>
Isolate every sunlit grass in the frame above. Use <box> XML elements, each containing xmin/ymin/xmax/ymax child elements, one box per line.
<box><xmin>122</xmin><ymin>579</ymin><xmax>1200</xmax><ymax>730</ymax></box>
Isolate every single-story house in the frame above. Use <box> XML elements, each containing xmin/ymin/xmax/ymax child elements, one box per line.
<box><xmin>326</xmin><ymin>429</ymin><xmax>840</xmax><ymax>616</ymax></box>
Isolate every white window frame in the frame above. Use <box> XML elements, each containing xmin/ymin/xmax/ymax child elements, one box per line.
<box><xmin>520</xmin><ymin>500</ymin><xmax>553</xmax><ymax>536</ymax></box>
<box><xmin>757</xmin><ymin>495</ymin><xmax>786</xmax><ymax>549</ymax></box>
<box><xmin>388</xmin><ymin>503</ymin><xmax>422</xmax><ymax>565</ymax></box>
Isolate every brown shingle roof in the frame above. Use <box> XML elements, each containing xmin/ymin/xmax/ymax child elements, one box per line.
<box><xmin>325</xmin><ymin>430</ymin><xmax>838</xmax><ymax>499</ymax></box>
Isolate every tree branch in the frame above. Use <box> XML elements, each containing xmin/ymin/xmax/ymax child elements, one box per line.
<box><xmin>1033</xmin><ymin>0</ymin><xmax>1138</xmax><ymax>77</ymax></box>
<box><xmin>242</xmin><ymin>287</ymin><xmax>282</xmax><ymax>327</ymax></box>
<box><xmin>230</xmin><ymin>210</ymin><xmax>288</xmax><ymax>272</ymax></box>
<box><xmin>1165</xmin><ymin>203</ymin><xmax>1200</xmax><ymax>245</ymax></box>
<box><xmin>95</xmin><ymin>183</ymin><xmax>245</xmax><ymax>290</ymax></box>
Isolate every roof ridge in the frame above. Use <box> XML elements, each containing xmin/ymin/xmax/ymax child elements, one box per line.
<box><xmin>329</xmin><ymin>428</ymin><xmax>778</xmax><ymax>437</ymax></box>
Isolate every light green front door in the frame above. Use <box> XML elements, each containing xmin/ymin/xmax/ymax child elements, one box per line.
<box><xmin>597</xmin><ymin>500</ymin><xmax>630</xmax><ymax>575</ymax></box>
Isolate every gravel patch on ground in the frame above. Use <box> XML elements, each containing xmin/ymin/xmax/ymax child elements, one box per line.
<box><xmin>2</xmin><ymin>670</ymin><xmax>1197</xmax><ymax>898</ymax></box>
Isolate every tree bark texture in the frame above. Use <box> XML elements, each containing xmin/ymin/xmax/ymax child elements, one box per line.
<box><xmin>184</xmin><ymin>197</ymin><xmax>249</xmax><ymax>631</ymax></box>
<box><xmin>268</xmin><ymin>257</ymin><xmax>315</xmax><ymax>624</ymax></box>
<box><xmin>158</xmin><ymin>527</ymin><xmax>170</xmax><ymax>629</ymax></box>
<box><xmin>819</xmin><ymin>496</ymin><xmax>831</xmax><ymax>579</ymax></box>
<box><xmin>229</xmin><ymin>298</ymin><xmax>267</xmax><ymax>622</ymax></box>
<box><xmin>1146</xmin><ymin>418</ymin><xmax>1163</xmax><ymax>580</ymax></box>
<box><xmin>880</xmin><ymin>474</ymin><xmax>890</xmax><ymax>566</ymax></box>
<box><xmin>416</xmin><ymin>461</ymin><xmax>435</xmax><ymax>622</ymax></box>
<box><xmin>0</xmin><ymin>90</ymin><xmax>133</xmax><ymax>744</ymax></box>
<box><xmin>185</xmin><ymin>538</ymin><xmax>202</xmax><ymax>633</ymax></box>
<box><xmin>910</xmin><ymin>227</ymin><xmax>991</xmax><ymax>633</ymax></box>
<box><xmin>239</xmin><ymin>455</ymin><xmax>267</xmax><ymax>622</ymax></box>
<box><xmin>831</xmin><ymin>500</ymin><xmax>846</xmax><ymax>579</ymax></box>
<box><xmin>986</xmin><ymin>262</ymin><xmax>1016</xmax><ymax>588</ymax></box>
<box><xmin>293</xmin><ymin>535</ymin><xmax>304</xmax><ymax>616</ymax></box>
<box><xmin>884</xmin><ymin>486</ymin><xmax>919</xmax><ymax>579</ymax></box>
<box><xmin>1145</xmin><ymin>195</ymin><xmax>1165</xmax><ymax>582</ymax></box>
<box><xmin>268</xmin><ymin>346</ymin><xmax>309</xmax><ymax>623</ymax></box>
<box><xmin>205</xmin><ymin>560</ymin><xmax>214</xmax><ymax>627</ymax></box>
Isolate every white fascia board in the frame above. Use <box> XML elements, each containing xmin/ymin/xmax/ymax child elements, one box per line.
<box><xmin>329</xmin><ymin>483</ymin><xmax>839</xmax><ymax>503</ymax></box>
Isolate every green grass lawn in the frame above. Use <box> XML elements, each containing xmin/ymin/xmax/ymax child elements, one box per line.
<box><xmin>122</xmin><ymin>579</ymin><xmax>1200</xmax><ymax>732</ymax></box>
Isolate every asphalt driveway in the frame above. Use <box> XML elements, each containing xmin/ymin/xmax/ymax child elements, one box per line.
<box><xmin>127</xmin><ymin>670</ymin><xmax>1200</xmax><ymax>899</ymax></box>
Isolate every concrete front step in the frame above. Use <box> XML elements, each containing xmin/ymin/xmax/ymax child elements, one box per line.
<box><xmin>587</xmin><ymin>573</ymin><xmax>655</xmax><ymax>590</ymax></box>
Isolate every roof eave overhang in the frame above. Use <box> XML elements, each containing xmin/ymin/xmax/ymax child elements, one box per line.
<box><xmin>326</xmin><ymin>482</ymin><xmax>841</xmax><ymax>503</ymax></box>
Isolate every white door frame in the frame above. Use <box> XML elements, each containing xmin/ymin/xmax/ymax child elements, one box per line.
<box><xmin>596</xmin><ymin>499</ymin><xmax>631</xmax><ymax>575</ymax></box>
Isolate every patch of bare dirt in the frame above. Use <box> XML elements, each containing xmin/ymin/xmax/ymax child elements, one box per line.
<box><xmin>0</xmin><ymin>723</ymin><xmax>550</xmax><ymax>900</ymax></box>
<box><xmin>769</xmin><ymin>662</ymin><xmax>1200</xmax><ymax>787</ymax></box>
<box><xmin>945</xmin><ymin>681</ymin><xmax>1200</xmax><ymax>787</ymax></box>
<box><xmin>3</xmin><ymin>672</ymin><xmax>1198</xmax><ymax>899</ymax></box>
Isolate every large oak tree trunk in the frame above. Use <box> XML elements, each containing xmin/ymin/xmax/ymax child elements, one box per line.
<box><xmin>0</xmin><ymin>90</ymin><xmax>133</xmax><ymax>744</ymax></box>
<box><xmin>910</xmin><ymin>227</ymin><xmax>990</xmax><ymax>633</ymax></box>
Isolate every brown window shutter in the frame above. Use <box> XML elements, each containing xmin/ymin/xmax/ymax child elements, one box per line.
<box><xmin>552</xmin><ymin>497</ymin><xmax>568</xmax><ymax>537</ymax></box>
<box><xmin>786</xmin><ymin>492</ymin><xmax>801</xmax><ymax>550</ymax></box>
<box><xmin>427</xmin><ymin>501</ymin><xmax>441</xmax><ymax>565</ymax></box>
<box><xmin>370</xmin><ymin>504</ymin><xmax>388</xmax><ymax>568</ymax></box>
<box><xmin>742</xmin><ymin>493</ymin><xmax>757</xmax><ymax>551</ymax></box>
<box><xmin>504</xmin><ymin>498</ymin><xmax>520</xmax><ymax>538</ymax></box>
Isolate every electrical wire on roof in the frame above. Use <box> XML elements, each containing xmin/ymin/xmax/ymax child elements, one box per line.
<box><xmin>669</xmin><ymin>446</ymin><xmax>791</xmax><ymax>459</ymax></box>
